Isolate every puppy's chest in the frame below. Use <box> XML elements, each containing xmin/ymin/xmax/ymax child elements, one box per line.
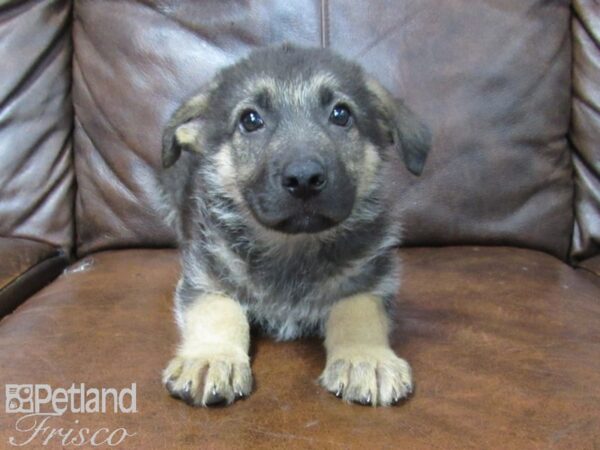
<box><xmin>202</xmin><ymin>232</ymin><xmax>389</xmax><ymax>340</ymax></box>
<box><xmin>242</xmin><ymin>253</ymin><xmax>342</xmax><ymax>305</ymax></box>
<box><xmin>231</xmin><ymin>253</ymin><xmax>350</xmax><ymax>340</ymax></box>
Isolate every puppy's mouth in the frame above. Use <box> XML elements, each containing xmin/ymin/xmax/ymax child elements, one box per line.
<box><xmin>273</xmin><ymin>213</ymin><xmax>337</xmax><ymax>234</ymax></box>
<box><xmin>244</xmin><ymin>193</ymin><xmax>349</xmax><ymax>235</ymax></box>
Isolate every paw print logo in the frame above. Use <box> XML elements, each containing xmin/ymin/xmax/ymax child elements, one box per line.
<box><xmin>5</xmin><ymin>385</ymin><xmax>34</xmax><ymax>413</ymax></box>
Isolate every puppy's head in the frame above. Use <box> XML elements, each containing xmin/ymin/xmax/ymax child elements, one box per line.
<box><xmin>163</xmin><ymin>45</ymin><xmax>430</xmax><ymax>235</ymax></box>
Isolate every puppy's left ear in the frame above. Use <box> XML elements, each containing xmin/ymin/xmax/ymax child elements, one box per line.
<box><xmin>162</xmin><ymin>87</ymin><xmax>212</xmax><ymax>168</ymax></box>
<box><xmin>367</xmin><ymin>79</ymin><xmax>431</xmax><ymax>176</ymax></box>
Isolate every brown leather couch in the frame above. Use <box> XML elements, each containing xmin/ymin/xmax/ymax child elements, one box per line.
<box><xmin>1</xmin><ymin>1</ymin><xmax>599</xmax><ymax>448</ymax></box>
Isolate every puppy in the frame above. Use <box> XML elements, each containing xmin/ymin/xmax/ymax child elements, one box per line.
<box><xmin>159</xmin><ymin>45</ymin><xmax>430</xmax><ymax>407</ymax></box>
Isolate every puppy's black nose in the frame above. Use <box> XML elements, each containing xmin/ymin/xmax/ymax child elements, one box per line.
<box><xmin>281</xmin><ymin>159</ymin><xmax>327</xmax><ymax>200</ymax></box>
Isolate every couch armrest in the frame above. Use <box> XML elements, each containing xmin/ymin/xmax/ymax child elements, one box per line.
<box><xmin>571</xmin><ymin>0</ymin><xmax>600</xmax><ymax>261</ymax></box>
<box><xmin>0</xmin><ymin>237</ymin><xmax>68</xmax><ymax>317</ymax></box>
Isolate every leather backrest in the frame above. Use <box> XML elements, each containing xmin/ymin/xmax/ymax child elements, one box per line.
<box><xmin>72</xmin><ymin>0</ymin><xmax>574</xmax><ymax>259</ymax></box>
<box><xmin>0</xmin><ymin>0</ymin><xmax>74</xmax><ymax>252</ymax></box>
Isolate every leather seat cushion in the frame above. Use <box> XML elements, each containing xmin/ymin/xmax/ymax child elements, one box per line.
<box><xmin>0</xmin><ymin>247</ymin><xmax>598</xmax><ymax>448</ymax></box>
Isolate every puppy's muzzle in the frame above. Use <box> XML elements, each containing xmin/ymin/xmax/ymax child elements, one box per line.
<box><xmin>281</xmin><ymin>158</ymin><xmax>328</xmax><ymax>200</ymax></box>
<box><xmin>243</xmin><ymin>152</ymin><xmax>356</xmax><ymax>235</ymax></box>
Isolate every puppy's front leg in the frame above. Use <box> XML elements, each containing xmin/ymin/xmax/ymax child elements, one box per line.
<box><xmin>162</xmin><ymin>294</ymin><xmax>252</xmax><ymax>407</ymax></box>
<box><xmin>320</xmin><ymin>294</ymin><xmax>413</xmax><ymax>406</ymax></box>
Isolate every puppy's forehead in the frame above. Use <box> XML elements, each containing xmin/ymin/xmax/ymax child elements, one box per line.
<box><xmin>210</xmin><ymin>47</ymin><xmax>370</xmax><ymax>120</ymax></box>
<box><xmin>240</xmin><ymin>72</ymin><xmax>340</xmax><ymax>109</ymax></box>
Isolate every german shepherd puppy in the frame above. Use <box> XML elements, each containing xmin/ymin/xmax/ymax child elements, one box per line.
<box><xmin>160</xmin><ymin>45</ymin><xmax>430</xmax><ymax>407</ymax></box>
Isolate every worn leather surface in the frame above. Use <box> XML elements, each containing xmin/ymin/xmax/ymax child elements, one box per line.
<box><xmin>0</xmin><ymin>0</ymin><xmax>74</xmax><ymax>251</ymax></box>
<box><xmin>0</xmin><ymin>237</ymin><xmax>68</xmax><ymax>316</ymax></box>
<box><xmin>571</xmin><ymin>0</ymin><xmax>600</xmax><ymax>262</ymax></box>
<box><xmin>72</xmin><ymin>0</ymin><xmax>573</xmax><ymax>259</ymax></box>
<box><xmin>0</xmin><ymin>247</ymin><xmax>598</xmax><ymax>449</ymax></box>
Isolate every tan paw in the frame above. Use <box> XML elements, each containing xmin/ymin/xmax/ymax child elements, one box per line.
<box><xmin>319</xmin><ymin>346</ymin><xmax>413</xmax><ymax>406</ymax></box>
<box><xmin>162</xmin><ymin>349</ymin><xmax>252</xmax><ymax>407</ymax></box>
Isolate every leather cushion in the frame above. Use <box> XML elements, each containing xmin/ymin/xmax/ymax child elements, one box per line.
<box><xmin>0</xmin><ymin>247</ymin><xmax>598</xmax><ymax>448</ymax></box>
<box><xmin>0</xmin><ymin>0</ymin><xmax>74</xmax><ymax>251</ymax></box>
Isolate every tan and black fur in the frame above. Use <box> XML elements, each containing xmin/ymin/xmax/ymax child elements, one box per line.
<box><xmin>159</xmin><ymin>45</ymin><xmax>430</xmax><ymax>407</ymax></box>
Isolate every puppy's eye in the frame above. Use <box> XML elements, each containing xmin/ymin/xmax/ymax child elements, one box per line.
<box><xmin>329</xmin><ymin>104</ymin><xmax>351</xmax><ymax>127</ymax></box>
<box><xmin>240</xmin><ymin>110</ymin><xmax>264</xmax><ymax>132</ymax></box>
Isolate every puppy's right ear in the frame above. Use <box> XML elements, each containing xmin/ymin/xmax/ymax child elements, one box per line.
<box><xmin>162</xmin><ymin>89</ymin><xmax>211</xmax><ymax>168</ymax></box>
<box><xmin>366</xmin><ymin>78</ymin><xmax>431</xmax><ymax>176</ymax></box>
